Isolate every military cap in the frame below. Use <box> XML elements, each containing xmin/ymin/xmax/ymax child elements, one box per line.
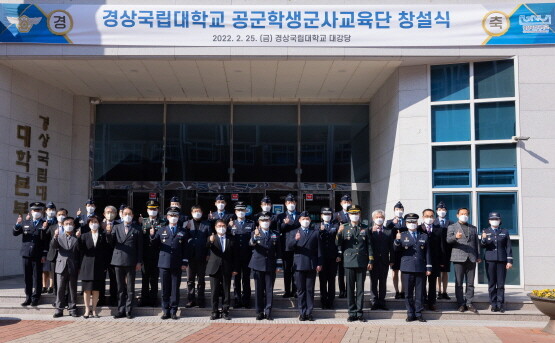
<box><xmin>119</xmin><ymin>204</ymin><xmax>127</xmax><ymax>211</ymax></box>
<box><xmin>146</xmin><ymin>200</ymin><xmax>160</xmax><ymax>208</ymax></box>
<box><xmin>85</xmin><ymin>199</ymin><xmax>95</xmax><ymax>205</ymax></box>
<box><xmin>347</xmin><ymin>205</ymin><xmax>361</xmax><ymax>213</ymax></box>
<box><xmin>46</xmin><ymin>201</ymin><xmax>56</xmax><ymax>209</ymax></box>
<box><xmin>29</xmin><ymin>202</ymin><xmax>45</xmax><ymax>210</ymax></box>
<box><xmin>488</xmin><ymin>212</ymin><xmax>501</xmax><ymax>220</ymax></box>
<box><xmin>285</xmin><ymin>193</ymin><xmax>296</xmax><ymax>202</ymax></box>
<box><xmin>394</xmin><ymin>201</ymin><xmax>404</xmax><ymax>209</ymax></box>
<box><xmin>166</xmin><ymin>206</ymin><xmax>180</xmax><ymax>216</ymax></box>
<box><xmin>215</xmin><ymin>194</ymin><xmax>226</xmax><ymax>201</ymax></box>
<box><xmin>234</xmin><ymin>201</ymin><xmax>247</xmax><ymax>210</ymax></box>
<box><xmin>261</xmin><ymin>196</ymin><xmax>272</xmax><ymax>204</ymax></box>
<box><xmin>321</xmin><ymin>207</ymin><xmax>333</xmax><ymax>214</ymax></box>
<box><xmin>299</xmin><ymin>211</ymin><xmax>310</xmax><ymax>218</ymax></box>
<box><xmin>341</xmin><ymin>194</ymin><xmax>352</xmax><ymax>202</ymax></box>
<box><xmin>404</xmin><ymin>213</ymin><xmax>419</xmax><ymax>222</ymax></box>
<box><xmin>436</xmin><ymin>201</ymin><xmax>447</xmax><ymax>210</ymax></box>
<box><xmin>258</xmin><ymin>211</ymin><xmax>272</xmax><ymax>220</ymax></box>
<box><xmin>170</xmin><ymin>196</ymin><xmax>180</xmax><ymax>203</ymax></box>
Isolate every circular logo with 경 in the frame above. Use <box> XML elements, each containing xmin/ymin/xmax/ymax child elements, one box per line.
<box><xmin>482</xmin><ymin>10</ymin><xmax>511</xmax><ymax>37</ymax></box>
<box><xmin>47</xmin><ymin>10</ymin><xmax>73</xmax><ymax>36</ymax></box>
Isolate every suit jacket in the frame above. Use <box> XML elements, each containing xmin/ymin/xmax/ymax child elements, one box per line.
<box><xmin>316</xmin><ymin>222</ymin><xmax>341</xmax><ymax>261</ymax></box>
<box><xmin>51</xmin><ymin>233</ymin><xmax>80</xmax><ymax>275</ymax></box>
<box><xmin>249</xmin><ymin>230</ymin><xmax>281</xmax><ymax>272</ymax></box>
<box><xmin>286</xmin><ymin>227</ymin><xmax>322</xmax><ymax>271</ymax></box>
<box><xmin>107</xmin><ymin>223</ymin><xmax>143</xmax><ymax>267</ymax></box>
<box><xmin>206</xmin><ymin>234</ymin><xmax>239</xmax><ymax>276</ymax></box>
<box><xmin>333</xmin><ymin>210</ymin><xmax>350</xmax><ymax>225</ymax></box>
<box><xmin>276</xmin><ymin>211</ymin><xmax>301</xmax><ymax>252</ymax></box>
<box><xmin>434</xmin><ymin>217</ymin><xmax>454</xmax><ymax>266</ymax></box>
<box><xmin>394</xmin><ymin>231</ymin><xmax>432</xmax><ymax>273</ymax></box>
<box><xmin>79</xmin><ymin>231</ymin><xmax>108</xmax><ymax>281</ymax></box>
<box><xmin>446</xmin><ymin>222</ymin><xmax>480</xmax><ymax>263</ymax></box>
<box><xmin>481</xmin><ymin>227</ymin><xmax>513</xmax><ymax>263</ymax></box>
<box><xmin>13</xmin><ymin>219</ymin><xmax>48</xmax><ymax>259</ymax></box>
<box><xmin>208</xmin><ymin>211</ymin><xmax>235</xmax><ymax>230</ymax></box>
<box><xmin>151</xmin><ymin>226</ymin><xmax>188</xmax><ymax>269</ymax></box>
<box><xmin>336</xmin><ymin>223</ymin><xmax>374</xmax><ymax>268</ymax></box>
<box><xmin>45</xmin><ymin>223</ymin><xmax>62</xmax><ymax>262</ymax></box>
<box><xmin>370</xmin><ymin>226</ymin><xmax>395</xmax><ymax>265</ymax></box>
<box><xmin>420</xmin><ymin>223</ymin><xmax>444</xmax><ymax>271</ymax></box>
<box><xmin>184</xmin><ymin>219</ymin><xmax>211</xmax><ymax>261</ymax></box>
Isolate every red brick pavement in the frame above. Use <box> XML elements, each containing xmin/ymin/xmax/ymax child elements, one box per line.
<box><xmin>0</xmin><ymin>320</ymin><xmax>72</xmax><ymax>343</ymax></box>
<box><xmin>488</xmin><ymin>327</ymin><xmax>555</xmax><ymax>343</ymax></box>
<box><xmin>178</xmin><ymin>324</ymin><xmax>348</xmax><ymax>343</ymax></box>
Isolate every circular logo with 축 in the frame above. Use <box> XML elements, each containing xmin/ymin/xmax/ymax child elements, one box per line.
<box><xmin>47</xmin><ymin>10</ymin><xmax>73</xmax><ymax>36</ymax></box>
<box><xmin>482</xmin><ymin>10</ymin><xmax>511</xmax><ymax>37</ymax></box>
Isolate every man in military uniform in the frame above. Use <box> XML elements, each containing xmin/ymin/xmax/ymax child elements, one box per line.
<box><xmin>184</xmin><ymin>205</ymin><xmax>211</xmax><ymax>308</ymax></box>
<box><xmin>334</xmin><ymin>194</ymin><xmax>352</xmax><ymax>298</ymax></box>
<box><xmin>386</xmin><ymin>201</ymin><xmax>407</xmax><ymax>299</ymax></box>
<box><xmin>13</xmin><ymin>202</ymin><xmax>48</xmax><ymax>306</ymax></box>
<box><xmin>480</xmin><ymin>212</ymin><xmax>513</xmax><ymax>313</ymax></box>
<box><xmin>276</xmin><ymin>193</ymin><xmax>300</xmax><ymax>298</ymax></box>
<box><xmin>169</xmin><ymin>196</ymin><xmax>189</xmax><ymax>228</ymax></box>
<box><xmin>150</xmin><ymin>206</ymin><xmax>188</xmax><ymax>320</ymax></box>
<box><xmin>317</xmin><ymin>207</ymin><xmax>340</xmax><ymax>309</ymax></box>
<box><xmin>208</xmin><ymin>194</ymin><xmax>234</xmax><ymax>227</ymax></box>
<box><xmin>229</xmin><ymin>201</ymin><xmax>255</xmax><ymax>309</ymax></box>
<box><xmin>395</xmin><ymin>213</ymin><xmax>432</xmax><ymax>322</ymax></box>
<box><xmin>420</xmin><ymin>208</ymin><xmax>443</xmax><ymax>311</ymax></box>
<box><xmin>253</xmin><ymin>196</ymin><xmax>277</xmax><ymax>230</ymax></box>
<box><xmin>435</xmin><ymin>201</ymin><xmax>454</xmax><ymax>300</ymax></box>
<box><xmin>336</xmin><ymin>205</ymin><xmax>373</xmax><ymax>322</ymax></box>
<box><xmin>369</xmin><ymin>209</ymin><xmax>394</xmax><ymax>311</ymax></box>
<box><xmin>249</xmin><ymin>212</ymin><xmax>280</xmax><ymax>320</ymax></box>
<box><xmin>75</xmin><ymin>199</ymin><xmax>97</xmax><ymax>233</ymax></box>
<box><xmin>138</xmin><ymin>200</ymin><xmax>166</xmax><ymax>307</ymax></box>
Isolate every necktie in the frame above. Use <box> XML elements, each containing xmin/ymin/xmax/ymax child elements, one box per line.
<box><xmin>427</xmin><ymin>225</ymin><xmax>432</xmax><ymax>234</ymax></box>
<box><xmin>125</xmin><ymin>225</ymin><xmax>129</xmax><ymax>235</ymax></box>
<box><xmin>171</xmin><ymin>227</ymin><xmax>175</xmax><ymax>235</ymax></box>
<box><xmin>412</xmin><ymin>232</ymin><xmax>417</xmax><ymax>240</ymax></box>
<box><xmin>220</xmin><ymin>236</ymin><xmax>225</xmax><ymax>252</ymax></box>
<box><xmin>239</xmin><ymin>221</ymin><xmax>243</xmax><ymax>227</ymax></box>
<box><xmin>219</xmin><ymin>212</ymin><xmax>223</xmax><ymax>219</ymax></box>
<box><xmin>33</xmin><ymin>221</ymin><xmax>38</xmax><ymax>227</ymax></box>
<box><xmin>441</xmin><ymin>219</ymin><xmax>445</xmax><ymax>226</ymax></box>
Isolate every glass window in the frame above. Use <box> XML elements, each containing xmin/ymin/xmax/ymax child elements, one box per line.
<box><xmin>430</xmin><ymin>63</ymin><xmax>470</xmax><ymax>102</ymax></box>
<box><xmin>478</xmin><ymin>192</ymin><xmax>518</xmax><ymax>235</ymax></box>
<box><xmin>94</xmin><ymin>104</ymin><xmax>164</xmax><ymax>181</ymax></box>
<box><xmin>166</xmin><ymin>104</ymin><xmax>230</xmax><ymax>182</ymax></box>
<box><xmin>475</xmin><ymin>101</ymin><xmax>516</xmax><ymax>140</ymax></box>
<box><xmin>300</xmin><ymin>105</ymin><xmax>369</xmax><ymax>183</ymax></box>
<box><xmin>233</xmin><ymin>105</ymin><xmax>297</xmax><ymax>182</ymax></box>
<box><xmin>474</xmin><ymin>59</ymin><xmax>515</xmax><ymax>99</ymax></box>
<box><xmin>479</xmin><ymin>240</ymin><xmax>520</xmax><ymax>286</ymax></box>
<box><xmin>431</xmin><ymin>104</ymin><xmax>471</xmax><ymax>142</ymax></box>
<box><xmin>432</xmin><ymin>146</ymin><xmax>471</xmax><ymax>187</ymax></box>
<box><xmin>476</xmin><ymin>144</ymin><xmax>517</xmax><ymax>186</ymax></box>
<box><xmin>433</xmin><ymin>193</ymin><xmax>472</xmax><ymax>225</ymax></box>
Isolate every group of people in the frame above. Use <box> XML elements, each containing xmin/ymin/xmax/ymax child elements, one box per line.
<box><xmin>13</xmin><ymin>193</ymin><xmax>513</xmax><ymax>322</ymax></box>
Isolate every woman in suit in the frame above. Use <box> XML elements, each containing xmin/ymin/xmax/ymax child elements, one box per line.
<box><xmin>79</xmin><ymin>216</ymin><xmax>107</xmax><ymax>318</ymax></box>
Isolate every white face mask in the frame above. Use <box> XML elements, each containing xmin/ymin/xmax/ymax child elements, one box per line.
<box><xmin>374</xmin><ymin>217</ymin><xmax>384</xmax><ymax>226</ymax></box>
<box><xmin>437</xmin><ymin>210</ymin><xmax>447</xmax><ymax>218</ymax></box>
<box><xmin>458</xmin><ymin>215</ymin><xmax>469</xmax><ymax>223</ymax></box>
<box><xmin>216</xmin><ymin>227</ymin><xmax>226</xmax><ymax>235</ymax></box>
<box><xmin>31</xmin><ymin>211</ymin><xmax>42</xmax><ymax>220</ymax></box>
<box><xmin>395</xmin><ymin>210</ymin><xmax>404</xmax><ymax>218</ymax></box>
<box><xmin>168</xmin><ymin>217</ymin><xmax>178</xmax><ymax>225</ymax></box>
<box><xmin>423</xmin><ymin>218</ymin><xmax>434</xmax><ymax>225</ymax></box>
<box><xmin>105</xmin><ymin>213</ymin><xmax>116</xmax><ymax>221</ymax></box>
<box><xmin>341</xmin><ymin>203</ymin><xmax>350</xmax><ymax>211</ymax></box>
<box><xmin>261</xmin><ymin>205</ymin><xmax>271</xmax><ymax>212</ymax></box>
<box><xmin>286</xmin><ymin>204</ymin><xmax>296</xmax><ymax>212</ymax></box>
<box><xmin>123</xmin><ymin>215</ymin><xmax>133</xmax><ymax>223</ymax></box>
<box><xmin>236</xmin><ymin>211</ymin><xmax>245</xmax><ymax>219</ymax></box>
<box><xmin>407</xmin><ymin>223</ymin><xmax>418</xmax><ymax>230</ymax></box>
<box><xmin>322</xmin><ymin>215</ymin><xmax>332</xmax><ymax>222</ymax></box>
<box><xmin>46</xmin><ymin>210</ymin><xmax>56</xmax><ymax>218</ymax></box>
<box><xmin>300</xmin><ymin>219</ymin><xmax>311</xmax><ymax>228</ymax></box>
<box><xmin>64</xmin><ymin>225</ymin><xmax>74</xmax><ymax>232</ymax></box>
<box><xmin>192</xmin><ymin>212</ymin><xmax>202</xmax><ymax>219</ymax></box>
<box><xmin>489</xmin><ymin>220</ymin><xmax>500</xmax><ymax>228</ymax></box>
<box><xmin>57</xmin><ymin>215</ymin><xmax>66</xmax><ymax>223</ymax></box>
<box><xmin>90</xmin><ymin>223</ymin><xmax>99</xmax><ymax>231</ymax></box>
<box><xmin>216</xmin><ymin>203</ymin><xmax>225</xmax><ymax>211</ymax></box>
<box><xmin>260</xmin><ymin>222</ymin><xmax>270</xmax><ymax>229</ymax></box>
<box><xmin>147</xmin><ymin>210</ymin><xmax>158</xmax><ymax>217</ymax></box>
<box><xmin>349</xmin><ymin>214</ymin><xmax>360</xmax><ymax>223</ymax></box>
<box><xmin>86</xmin><ymin>206</ymin><xmax>95</xmax><ymax>214</ymax></box>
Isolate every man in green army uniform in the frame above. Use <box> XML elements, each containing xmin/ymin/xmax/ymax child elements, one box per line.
<box><xmin>336</xmin><ymin>205</ymin><xmax>374</xmax><ymax>322</ymax></box>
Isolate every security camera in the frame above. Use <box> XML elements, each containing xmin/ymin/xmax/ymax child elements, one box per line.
<box><xmin>512</xmin><ymin>136</ymin><xmax>530</xmax><ymax>141</ymax></box>
<box><xmin>90</xmin><ymin>98</ymin><xmax>101</xmax><ymax>105</ymax></box>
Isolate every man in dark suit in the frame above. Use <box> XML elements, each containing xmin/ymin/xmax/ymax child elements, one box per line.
<box><xmin>229</xmin><ymin>201</ymin><xmax>255</xmax><ymax>309</ymax></box>
<box><xmin>75</xmin><ymin>199</ymin><xmax>97</xmax><ymax>232</ymax></box>
<box><xmin>276</xmin><ymin>193</ymin><xmax>300</xmax><ymax>298</ymax></box>
<box><xmin>206</xmin><ymin>220</ymin><xmax>239</xmax><ymax>320</ymax></box>
<box><xmin>51</xmin><ymin>217</ymin><xmax>81</xmax><ymax>318</ymax></box>
<box><xmin>106</xmin><ymin>206</ymin><xmax>143</xmax><ymax>319</ymax></box>
<box><xmin>386</xmin><ymin>201</ymin><xmax>406</xmax><ymax>299</ymax></box>
<box><xmin>481</xmin><ymin>212</ymin><xmax>513</xmax><ymax>313</ymax></box>
<box><xmin>334</xmin><ymin>194</ymin><xmax>352</xmax><ymax>298</ymax></box>
<box><xmin>249</xmin><ymin>212</ymin><xmax>280</xmax><ymax>320</ymax></box>
<box><xmin>44</xmin><ymin>208</ymin><xmax>68</xmax><ymax>306</ymax></box>
<box><xmin>317</xmin><ymin>207</ymin><xmax>340</xmax><ymax>309</ymax></box>
<box><xmin>184</xmin><ymin>205</ymin><xmax>211</xmax><ymax>308</ymax></box>
<box><xmin>446</xmin><ymin>207</ymin><xmax>481</xmax><ymax>313</ymax></box>
<box><xmin>370</xmin><ymin>209</ymin><xmax>394</xmax><ymax>311</ymax></box>
<box><xmin>435</xmin><ymin>201</ymin><xmax>454</xmax><ymax>300</ymax></box>
<box><xmin>394</xmin><ymin>213</ymin><xmax>432</xmax><ymax>323</ymax></box>
<box><xmin>287</xmin><ymin>211</ymin><xmax>322</xmax><ymax>321</ymax></box>
<box><xmin>13</xmin><ymin>202</ymin><xmax>48</xmax><ymax>307</ymax></box>
<box><xmin>101</xmin><ymin>205</ymin><xmax>119</xmax><ymax>306</ymax></box>
<box><xmin>150</xmin><ymin>207</ymin><xmax>188</xmax><ymax>320</ymax></box>
<box><xmin>420</xmin><ymin>208</ymin><xmax>443</xmax><ymax>311</ymax></box>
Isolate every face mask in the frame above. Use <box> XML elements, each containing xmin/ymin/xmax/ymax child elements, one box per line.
<box><xmin>236</xmin><ymin>211</ymin><xmax>245</xmax><ymax>219</ymax></box>
<box><xmin>300</xmin><ymin>220</ymin><xmax>311</xmax><ymax>228</ymax></box>
<box><xmin>119</xmin><ymin>212</ymin><xmax>123</xmax><ymax>218</ymax></box>
<box><xmin>216</xmin><ymin>203</ymin><xmax>225</xmax><ymax>211</ymax></box>
<box><xmin>407</xmin><ymin>223</ymin><xmax>418</xmax><ymax>230</ymax></box>
<box><xmin>395</xmin><ymin>210</ymin><xmax>404</xmax><ymax>218</ymax></box>
<box><xmin>147</xmin><ymin>210</ymin><xmax>158</xmax><ymax>217</ymax></box>
<box><xmin>322</xmin><ymin>215</ymin><xmax>332</xmax><ymax>222</ymax></box>
<box><xmin>123</xmin><ymin>215</ymin><xmax>133</xmax><ymax>223</ymax></box>
<box><xmin>57</xmin><ymin>215</ymin><xmax>66</xmax><ymax>223</ymax></box>
<box><xmin>489</xmin><ymin>220</ymin><xmax>500</xmax><ymax>228</ymax></box>
<box><xmin>286</xmin><ymin>204</ymin><xmax>296</xmax><ymax>212</ymax></box>
<box><xmin>437</xmin><ymin>210</ymin><xmax>447</xmax><ymax>218</ymax></box>
<box><xmin>458</xmin><ymin>215</ymin><xmax>469</xmax><ymax>223</ymax></box>
<box><xmin>64</xmin><ymin>225</ymin><xmax>74</xmax><ymax>232</ymax></box>
<box><xmin>349</xmin><ymin>214</ymin><xmax>360</xmax><ymax>222</ymax></box>
<box><xmin>261</xmin><ymin>205</ymin><xmax>271</xmax><ymax>212</ymax></box>
<box><xmin>168</xmin><ymin>217</ymin><xmax>178</xmax><ymax>225</ymax></box>
<box><xmin>341</xmin><ymin>203</ymin><xmax>350</xmax><ymax>211</ymax></box>
<box><xmin>31</xmin><ymin>212</ymin><xmax>42</xmax><ymax>220</ymax></box>
<box><xmin>105</xmin><ymin>213</ymin><xmax>116</xmax><ymax>221</ymax></box>
<box><xmin>260</xmin><ymin>222</ymin><xmax>270</xmax><ymax>229</ymax></box>
<box><xmin>216</xmin><ymin>227</ymin><xmax>226</xmax><ymax>235</ymax></box>
<box><xmin>47</xmin><ymin>210</ymin><xmax>56</xmax><ymax>218</ymax></box>
<box><xmin>192</xmin><ymin>212</ymin><xmax>202</xmax><ymax>219</ymax></box>
<box><xmin>423</xmin><ymin>218</ymin><xmax>434</xmax><ymax>225</ymax></box>
<box><xmin>374</xmin><ymin>218</ymin><xmax>384</xmax><ymax>226</ymax></box>
<box><xmin>90</xmin><ymin>223</ymin><xmax>99</xmax><ymax>231</ymax></box>
<box><xmin>86</xmin><ymin>206</ymin><xmax>95</xmax><ymax>214</ymax></box>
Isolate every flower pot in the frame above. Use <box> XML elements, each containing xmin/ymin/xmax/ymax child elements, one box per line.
<box><xmin>529</xmin><ymin>294</ymin><xmax>555</xmax><ymax>335</ymax></box>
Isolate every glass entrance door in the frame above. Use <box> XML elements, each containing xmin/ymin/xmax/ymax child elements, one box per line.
<box><xmin>301</xmin><ymin>192</ymin><xmax>332</xmax><ymax>222</ymax></box>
